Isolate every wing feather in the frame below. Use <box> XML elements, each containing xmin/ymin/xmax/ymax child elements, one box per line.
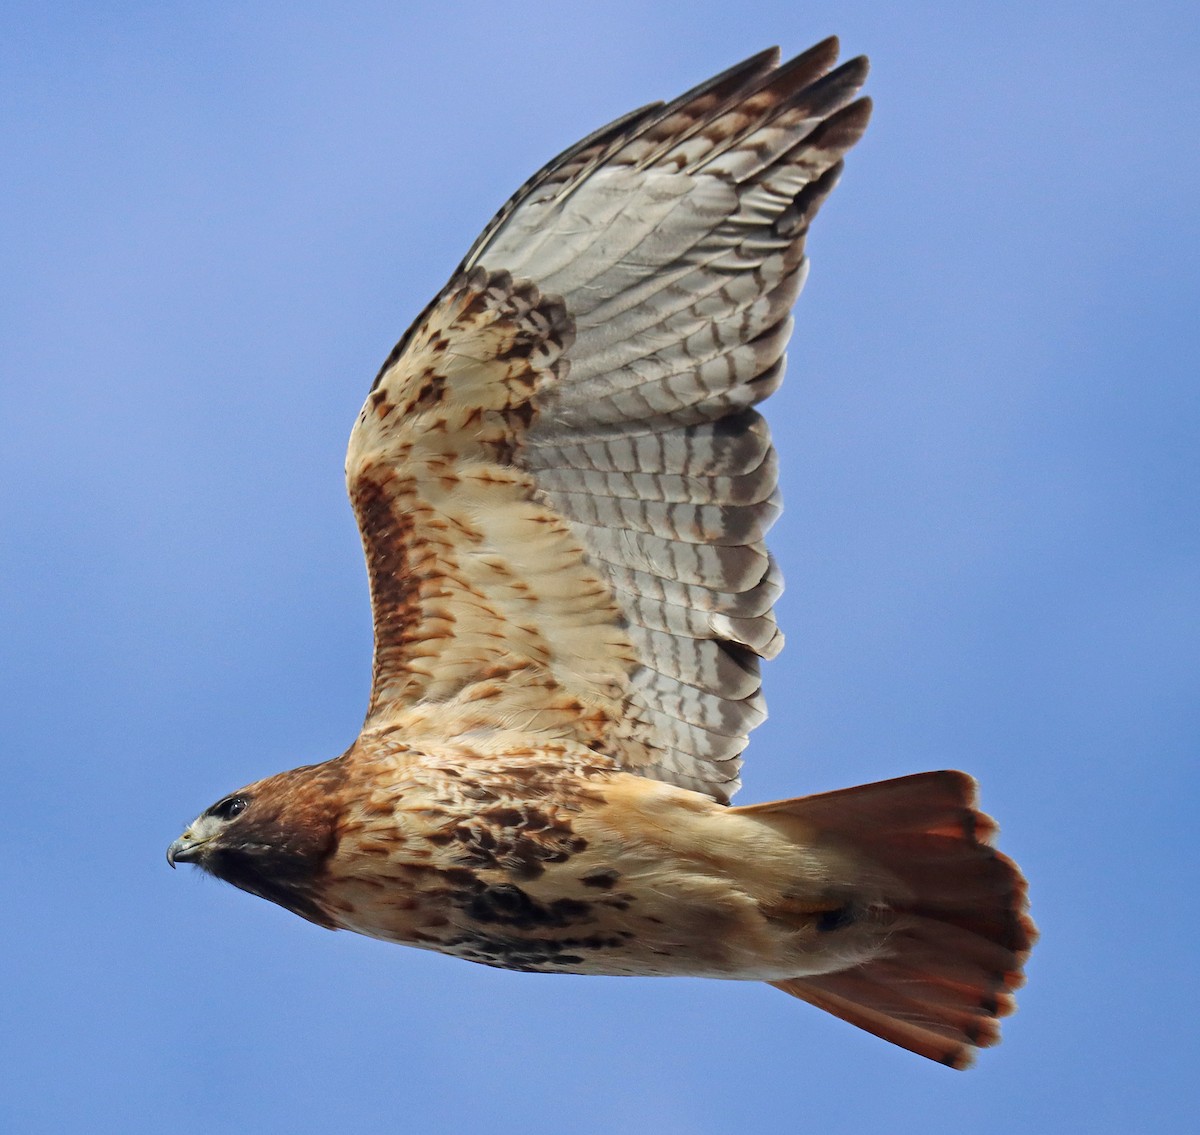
<box><xmin>347</xmin><ymin>42</ymin><xmax>871</xmax><ymax>801</ymax></box>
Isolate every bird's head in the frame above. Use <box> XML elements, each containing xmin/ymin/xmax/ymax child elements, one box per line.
<box><xmin>167</xmin><ymin>760</ymin><xmax>349</xmax><ymax>928</ymax></box>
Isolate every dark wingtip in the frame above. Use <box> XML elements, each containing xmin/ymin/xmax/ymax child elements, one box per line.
<box><xmin>784</xmin><ymin>35</ymin><xmax>841</xmax><ymax>76</ymax></box>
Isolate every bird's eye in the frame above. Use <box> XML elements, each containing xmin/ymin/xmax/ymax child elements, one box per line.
<box><xmin>210</xmin><ymin>795</ymin><xmax>249</xmax><ymax>821</ymax></box>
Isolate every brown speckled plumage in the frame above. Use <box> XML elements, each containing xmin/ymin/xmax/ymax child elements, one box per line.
<box><xmin>169</xmin><ymin>39</ymin><xmax>1036</xmax><ymax>1070</ymax></box>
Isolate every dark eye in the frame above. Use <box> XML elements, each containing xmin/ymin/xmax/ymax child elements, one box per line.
<box><xmin>209</xmin><ymin>795</ymin><xmax>249</xmax><ymax>821</ymax></box>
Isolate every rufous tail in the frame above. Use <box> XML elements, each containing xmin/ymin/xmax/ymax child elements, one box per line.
<box><xmin>734</xmin><ymin>770</ymin><xmax>1036</xmax><ymax>1069</ymax></box>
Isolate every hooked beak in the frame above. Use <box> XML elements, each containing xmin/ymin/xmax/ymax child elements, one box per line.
<box><xmin>167</xmin><ymin>832</ymin><xmax>207</xmax><ymax>868</ymax></box>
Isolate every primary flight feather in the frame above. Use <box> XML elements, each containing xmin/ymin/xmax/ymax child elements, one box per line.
<box><xmin>169</xmin><ymin>38</ymin><xmax>1036</xmax><ymax>1069</ymax></box>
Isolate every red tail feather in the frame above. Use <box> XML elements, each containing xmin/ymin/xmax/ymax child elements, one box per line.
<box><xmin>737</xmin><ymin>771</ymin><xmax>1036</xmax><ymax>1068</ymax></box>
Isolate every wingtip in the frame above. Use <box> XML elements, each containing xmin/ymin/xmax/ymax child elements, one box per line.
<box><xmin>830</xmin><ymin>53</ymin><xmax>871</xmax><ymax>89</ymax></box>
<box><xmin>789</xmin><ymin>38</ymin><xmax>870</xmax><ymax>82</ymax></box>
<box><xmin>803</xmin><ymin>34</ymin><xmax>842</xmax><ymax>67</ymax></box>
<box><xmin>753</xmin><ymin>44</ymin><xmax>784</xmax><ymax>69</ymax></box>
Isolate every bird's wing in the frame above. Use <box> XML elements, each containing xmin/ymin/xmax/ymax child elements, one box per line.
<box><xmin>346</xmin><ymin>39</ymin><xmax>870</xmax><ymax>802</ymax></box>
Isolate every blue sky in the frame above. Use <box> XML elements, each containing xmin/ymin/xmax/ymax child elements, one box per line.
<box><xmin>3</xmin><ymin>2</ymin><xmax>1198</xmax><ymax>1132</ymax></box>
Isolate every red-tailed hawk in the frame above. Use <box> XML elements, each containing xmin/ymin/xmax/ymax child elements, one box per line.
<box><xmin>169</xmin><ymin>38</ymin><xmax>1035</xmax><ymax>1069</ymax></box>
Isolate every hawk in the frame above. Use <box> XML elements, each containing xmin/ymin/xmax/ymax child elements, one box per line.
<box><xmin>169</xmin><ymin>38</ymin><xmax>1036</xmax><ymax>1069</ymax></box>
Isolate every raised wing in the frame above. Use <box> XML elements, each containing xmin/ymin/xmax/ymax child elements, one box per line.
<box><xmin>347</xmin><ymin>39</ymin><xmax>871</xmax><ymax>802</ymax></box>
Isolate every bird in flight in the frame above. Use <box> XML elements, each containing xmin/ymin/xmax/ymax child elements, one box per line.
<box><xmin>169</xmin><ymin>37</ymin><xmax>1035</xmax><ymax>1069</ymax></box>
